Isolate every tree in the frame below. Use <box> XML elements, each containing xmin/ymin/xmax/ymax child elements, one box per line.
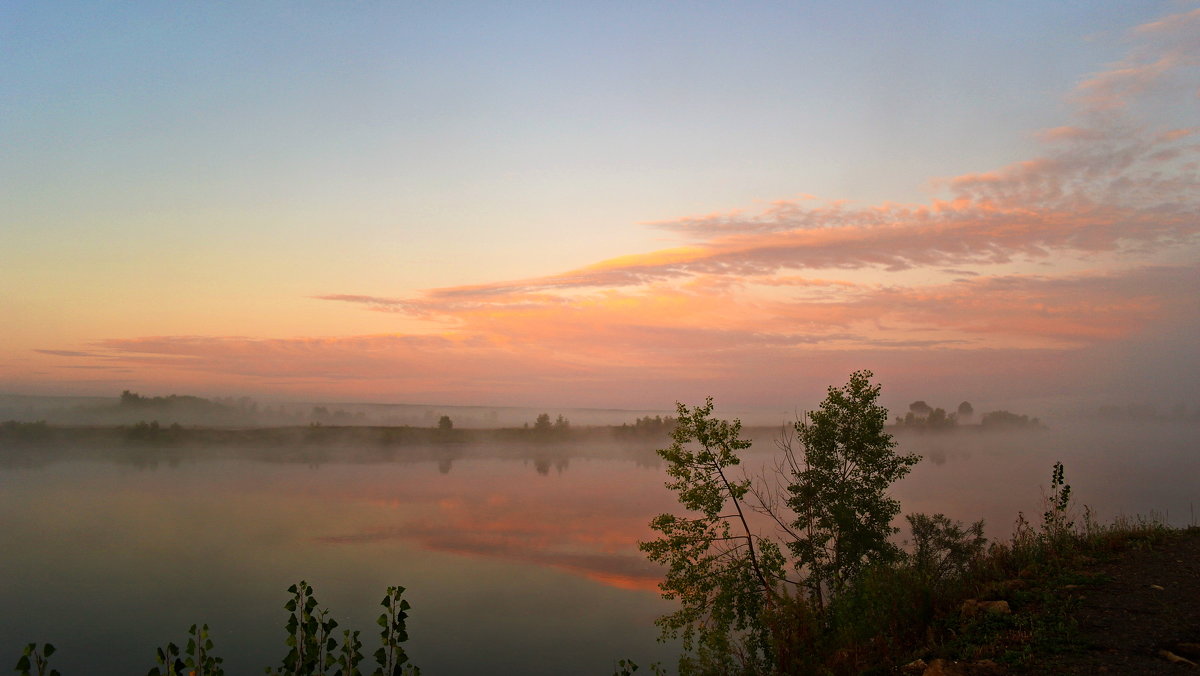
<box><xmin>957</xmin><ymin>401</ymin><xmax>974</xmax><ymax>421</ymax></box>
<box><xmin>640</xmin><ymin>372</ymin><xmax>919</xmax><ymax>673</ymax></box>
<box><xmin>786</xmin><ymin>370</ymin><xmax>920</xmax><ymax>605</ymax></box>
<box><xmin>926</xmin><ymin>407</ymin><xmax>953</xmax><ymax>429</ymax></box>
<box><xmin>639</xmin><ymin>398</ymin><xmax>785</xmax><ymax>674</ymax></box>
<box><xmin>437</xmin><ymin>415</ymin><xmax>453</xmax><ymax>431</ymax></box>
<box><xmin>908</xmin><ymin>400</ymin><xmax>932</xmax><ymax>418</ymax></box>
<box><xmin>533</xmin><ymin>413</ymin><xmax>552</xmax><ymax>431</ymax></box>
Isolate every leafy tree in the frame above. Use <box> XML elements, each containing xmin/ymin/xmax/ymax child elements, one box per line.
<box><xmin>908</xmin><ymin>400</ymin><xmax>932</xmax><ymax>418</ymax></box>
<box><xmin>956</xmin><ymin>401</ymin><xmax>974</xmax><ymax>421</ymax></box>
<box><xmin>980</xmin><ymin>410</ymin><xmax>1041</xmax><ymax>429</ymax></box>
<box><xmin>786</xmin><ymin>370</ymin><xmax>920</xmax><ymax>605</ymax></box>
<box><xmin>638</xmin><ymin>398</ymin><xmax>785</xmax><ymax>674</ymax></box>
<box><xmin>640</xmin><ymin>372</ymin><xmax>920</xmax><ymax>672</ymax></box>
<box><xmin>437</xmin><ymin>415</ymin><xmax>453</xmax><ymax>431</ymax></box>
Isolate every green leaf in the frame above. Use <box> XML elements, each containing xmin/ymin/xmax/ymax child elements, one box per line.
<box><xmin>15</xmin><ymin>655</ymin><xmax>31</xmax><ymax>671</ymax></box>
<box><xmin>42</xmin><ymin>644</ymin><xmax>55</xmax><ymax>657</ymax></box>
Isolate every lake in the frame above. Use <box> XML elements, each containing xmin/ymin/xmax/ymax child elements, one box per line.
<box><xmin>1</xmin><ymin>420</ymin><xmax>1196</xmax><ymax>674</ymax></box>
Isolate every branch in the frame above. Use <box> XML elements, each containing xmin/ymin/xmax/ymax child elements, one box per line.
<box><xmin>711</xmin><ymin>443</ymin><xmax>780</xmax><ymax>604</ymax></box>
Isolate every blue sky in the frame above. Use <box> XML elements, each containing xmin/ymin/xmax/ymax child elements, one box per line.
<box><xmin>3</xmin><ymin>1</ymin><xmax>1197</xmax><ymax>411</ymax></box>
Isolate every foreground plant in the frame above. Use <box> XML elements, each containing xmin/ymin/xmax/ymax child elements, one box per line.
<box><xmin>266</xmin><ymin>581</ymin><xmax>418</xmax><ymax>676</ymax></box>
<box><xmin>148</xmin><ymin>623</ymin><xmax>225</xmax><ymax>676</ymax></box>
<box><xmin>14</xmin><ymin>643</ymin><xmax>58</xmax><ymax>676</ymax></box>
<box><xmin>374</xmin><ymin>586</ymin><xmax>418</xmax><ymax>676</ymax></box>
<box><xmin>271</xmin><ymin>580</ymin><xmax>340</xmax><ymax>675</ymax></box>
<box><xmin>9</xmin><ymin>581</ymin><xmax>419</xmax><ymax>676</ymax></box>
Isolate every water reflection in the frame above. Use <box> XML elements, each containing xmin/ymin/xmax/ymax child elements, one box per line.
<box><xmin>310</xmin><ymin>458</ymin><xmax>665</xmax><ymax>592</ymax></box>
<box><xmin>0</xmin><ymin>442</ymin><xmax>677</xmax><ymax>675</ymax></box>
<box><xmin>1</xmin><ymin>421</ymin><xmax>1196</xmax><ymax>674</ymax></box>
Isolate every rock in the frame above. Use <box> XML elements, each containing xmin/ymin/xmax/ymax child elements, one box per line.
<box><xmin>901</xmin><ymin>658</ymin><xmax>927</xmax><ymax>674</ymax></box>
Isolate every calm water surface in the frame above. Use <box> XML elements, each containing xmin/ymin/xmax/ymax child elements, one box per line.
<box><xmin>1</xmin><ymin>421</ymin><xmax>1196</xmax><ymax>674</ymax></box>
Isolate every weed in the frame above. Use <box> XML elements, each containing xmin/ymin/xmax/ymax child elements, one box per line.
<box><xmin>14</xmin><ymin>644</ymin><xmax>58</xmax><ymax>676</ymax></box>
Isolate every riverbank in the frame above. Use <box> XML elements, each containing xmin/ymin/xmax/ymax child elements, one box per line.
<box><xmin>898</xmin><ymin>525</ymin><xmax>1200</xmax><ymax>676</ymax></box>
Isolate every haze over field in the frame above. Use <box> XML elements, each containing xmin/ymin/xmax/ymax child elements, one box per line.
<box><xmin>3</xmin><ymin>2</ymin><xmax>1198</xmax><ymax>414</ymax></box>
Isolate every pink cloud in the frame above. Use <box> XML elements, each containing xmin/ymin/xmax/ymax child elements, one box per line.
<box><xmin>1070</xmin><ymin>8</ymin><xmax>1200</xmax><ymax>112</ymax></box>
<box><xmin>53</xmin><ymin>261</ymin><xmax>1193</xmax><ymax>408</ymax></box>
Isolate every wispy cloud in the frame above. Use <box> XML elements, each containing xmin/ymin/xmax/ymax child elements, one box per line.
<box><xmin>1070</xmin><ymin>8</ymin><xmax>1200</xmax><ymax>113</ymax></box>
<box><xmin>33</xmin><ymin>349</ymin><xmax>103</xmax><ymax>358</ymax></box>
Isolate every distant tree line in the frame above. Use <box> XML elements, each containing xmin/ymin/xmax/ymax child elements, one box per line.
<box><xmin>616</xmin><ymin>415</ymin><xmax>677</xmax><ymax>438</ymax></box>
<box><xmin>893</xmin><ymin>400</ymin><xmax>1043</xmax><ymax>431</ymax></box>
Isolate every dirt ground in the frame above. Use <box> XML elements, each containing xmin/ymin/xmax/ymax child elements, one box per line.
<box><xmin>1037</xmin><ymin>529</ymin><xmax>1200</xmax><ymax>674</ymax></box>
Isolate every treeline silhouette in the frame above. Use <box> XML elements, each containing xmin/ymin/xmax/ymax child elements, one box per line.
<box><xmin>893</xmin><ymin>399</ymin><xmax>1043</xmax><ymax>431</ymax></box>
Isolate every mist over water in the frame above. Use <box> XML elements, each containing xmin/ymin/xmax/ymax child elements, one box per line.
<box><xmin>1</xmin><ymin>418</ymin><xmax>1196</xmax><ymax>674</ymax></box>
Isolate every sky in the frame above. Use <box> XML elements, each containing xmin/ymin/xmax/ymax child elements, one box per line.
<box><xmin>2</xmin><ymin>1</ymin><xmax>1198</xmax><ymax>415</ymax></box>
